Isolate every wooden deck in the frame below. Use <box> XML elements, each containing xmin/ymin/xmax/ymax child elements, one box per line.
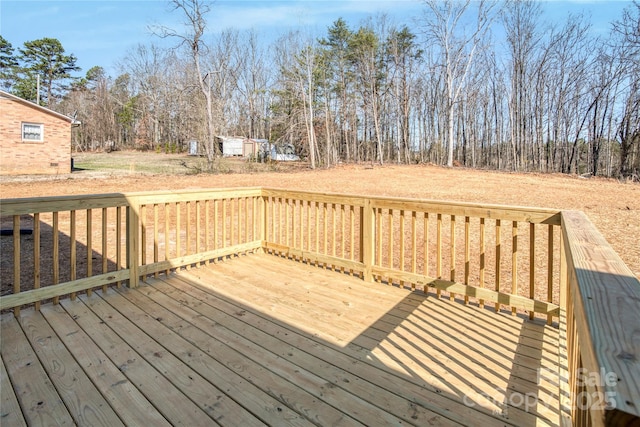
<box><xmin>1</xmin><ymin>253</ymin><xmax>564</xmax><ymax>426</ymax></box>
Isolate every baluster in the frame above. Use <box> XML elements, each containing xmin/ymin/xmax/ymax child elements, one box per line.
<box><xmin>479</xmin><ymin>217</ymin><xmax>485</xmax><ymax>308</ymax></box>
<box><xmin>494</xmin><ymin>218</ymin><xmax>501</xmax><ymax>312</ymax></box>
<box><xmin>153</xmin><ymin>204</ymin><xmax>159</xmax><ymax>278</ymax></box>
<box><xmin>529</xmin><ymin>223</ymin><xmax>535</xmax><ymax>320</ymax></box>
<box><xmin>464</xmin><ymin>216</ymin><xmax>470</xmax><ymax>304</ymax></box>
<box><xmin>86</xmin><ymin>208</ymin><xmax>93</xmax><ymax>295</ymax></box>
<box><xmin>34</xmin><ymin>213</ymin><xmax>41</xmax><ymax>310</ymax></box>
<box><xmin>450</xmin><ymin>215</ymin><xmax>456</xmax><ymax>301</ymax></box>
<box><xmin>512</xmin><ymin>221</ymin><xmax>518</xmax><ymax>315</ymax></box>
<box><xmin>12</xmin><ymin>215</ymin><xmax>20</xmax><ymax>316</ymax></box>
<box><xmin>436</xmin><ymin>213</ymin><xmax>442</xmax><ymax>298</ymax></box>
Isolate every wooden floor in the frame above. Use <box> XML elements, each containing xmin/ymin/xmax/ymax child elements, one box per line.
<box><xmin>1</xmin><ymin>253</ymin><xmax>565</xmax><ymax>426</ymax></box>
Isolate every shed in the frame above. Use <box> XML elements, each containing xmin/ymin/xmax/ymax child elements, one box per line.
<box><xmin>0</xmin><ymin>90</ymin><xmax>79</xmax><ymax>175</ymax></box>
<box><xmin>261</xmin><ymin>142</ymin><xmax>300</xmax><ymax>162</ymax></box>
<box><xmin>188</xmin><ymin>140</ymin><xmax>199</xmax><ymax>156</ymax></box>
<box><xmin>243</xmin><ymin>138</ymin><xmax>267</xmax><ymax>157</ymax></box>
<box><xmin>216</xmin><ymin>136</ymin><xmax>244</xmax><ymax>157</ymax></box>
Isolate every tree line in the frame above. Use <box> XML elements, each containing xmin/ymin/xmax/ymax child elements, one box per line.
<box><xmin>1</xmin><ymin>0</ymin><xmax>638</xmax><ymax>178</ymax></box>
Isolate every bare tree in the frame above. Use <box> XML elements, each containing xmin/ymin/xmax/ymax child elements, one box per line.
<box><xmin>152</xmin><ymin>0</ymin><xmax>218</xmax><ymax>166</ymax></box>
<box><xmin>502</xmin><ymin>0</ymin><xmax>542</xmax><ymax>171</ymax></box>
<box><xmin>421</xmin><ymin>0</ymin><xmax>498</xmax><ymax>167</ymax></box>
<box><xmin>272</xmin><ymin>31</ymin><xmax>318</xmax><ymax>166</ymax></box>
<box><xmin>120</xmin><ymin>44</ymin><xmax>170</xmax><ymax>150</ymax></box>
<box><xmin>60</xmin><ymin>66</ymin><xmax>117</xmax><ymax>151</ymax></box>
<box><xmin>234</xmin><ymin>30</ymin><xmax>271</xmax><ymax>139</ymax></box>
<box><xmin>208</xmin><ymin>29</ymin><xmax>241</xmax><ymax>136</ymax></box>
<box><xmin>612</xmin><ymin>1</ymin><xmax>640</xmax><ymax>178</ymax></box>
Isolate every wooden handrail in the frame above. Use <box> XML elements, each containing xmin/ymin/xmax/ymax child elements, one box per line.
<box><xmin>0</xmin><ymin>187</ymin><xmax>264</xmax><ymax>216</ymax></box>
<box><xmin>260</xmin><ymin>187</ymin><xmax>562</xmax><ymax>225</ymax></box>
<box><xmin>561</xmin><ymin>210</ymin><xmax>640</xmax><ymax>426</ymax></box>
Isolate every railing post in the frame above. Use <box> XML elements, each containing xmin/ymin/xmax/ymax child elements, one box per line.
<box><xmin>557</xmin><ymin>226</ymin><xmax>573</xmax><ymax>425</ymax></box>
<box><xmin>559</xmin><ymin>228</ymin><xmax>568</xmax><ymax>311</ymax></box>
<box><xmin>260</xmin><ymin>194</ymin><xmax>267</xmax><ymax>251</ymax></box>
<box><xmin>362</xmin><ymin>198</ymin><xmax>375</xmax><ymax>282</ymax></box>
<box><xmin>127</xmin><ymin>199</ymin><xmax>140</xmax><ymax>288</ymax></box>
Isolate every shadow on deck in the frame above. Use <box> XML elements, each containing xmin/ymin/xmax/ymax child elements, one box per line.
<box><xmin>0</xmin><ymin>253</ymin><xmax>564</xmax><ymax>426</ymax></box>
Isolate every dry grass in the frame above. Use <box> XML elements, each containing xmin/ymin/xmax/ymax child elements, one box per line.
<box><xmin>1</xmin><ymin>151</ymin><xmax>639</xmax><ymax>280</ymax></box>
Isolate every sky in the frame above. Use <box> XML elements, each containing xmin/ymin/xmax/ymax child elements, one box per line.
<box><xmin>0</xmin><ymin>0</ymin><xmax>634</xmax><ymax>78</ymax></box>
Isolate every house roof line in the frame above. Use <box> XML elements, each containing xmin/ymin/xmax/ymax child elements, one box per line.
<box><xmin>0</xmin><ymin>90</ymin><xmax>80</xmax><ymax>125</ymax></box>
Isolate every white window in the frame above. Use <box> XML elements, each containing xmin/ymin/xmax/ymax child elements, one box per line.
<box><xmin>22</xmin><ymin>122</ymin><xmax>44</xmax><ymax>142</ymax></box>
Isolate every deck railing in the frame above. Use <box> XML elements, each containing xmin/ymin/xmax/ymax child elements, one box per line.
<box><xmin>262</xmin><ymin>189</ymin><xmax>563</xmax><ymax>322</ymax></box>
<box><xmin>0</xmin><ymin>188</ymin><xmax>263</xmax><ymax>313</ymax></box>
<box><xmin>1</xmin><ymin>187</ymin><xmax>638</xmax><ymax>425</ymax></box>
<box><xmin>560</xmin><ymin>211</ymin><xmax>640</xmax><ymax>426</ymax></box>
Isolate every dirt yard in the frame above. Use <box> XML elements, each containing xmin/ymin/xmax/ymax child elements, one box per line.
<box><xmin>1</xmin><ymin>152</ymin><xmax>639</xmax><ymax>278</ymax></box>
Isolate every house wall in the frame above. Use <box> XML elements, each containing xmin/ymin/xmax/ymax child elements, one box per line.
<box><xmin>0</xmin><ymin>96</ymin><xmax>71</xmax><ymax>175</ymax></box>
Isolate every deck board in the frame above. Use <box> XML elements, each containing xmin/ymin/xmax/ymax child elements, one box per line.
<box><xmin>94</xmin><ymin>288</ymin><xmax>333</xmax><ymax>427</ymax></box>
<box><xmin>0</xmin><ymin>352</ymin><xmax>27</xmax><ymax>426</ymax></box>
<box><xmin>0</xmin><ymin>253</ymin><xmax>564</xmax><ymax>426</ymax></box>
<box><xmin>59</xmin><ymin>296</ymin><xmax>215</xmax><ymax>426</ymax></box>
<box><xmin>1</xmin><ymin>313</ymin><xmax>75</xmax><ymax>426</ymax></box>
<box><xmin>195</xmin><ymin>256</ymin><xmax>561</xmax><ymax>425</ymax></box>
<box><xmin>39</xmin><ymin>303</ymin><xmax>173</xmax><ymax>427</ymax></box>
<box><xmin>18</xmin><ymin>308</ymin><xmax>124</xmax><ymax>426</ymax></box>
<box><xmin>141</xmin><ymin>275</ymin><xmax>459</xmax><ymax>426</ymax></box>
<box><xmin>117</xmin><ymin>285</ymin><xmax>348</xmax><ymax>427</ymax></box>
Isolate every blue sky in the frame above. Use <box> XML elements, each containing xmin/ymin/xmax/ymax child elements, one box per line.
<box><xmin>0</xmin><ymin>0</ymin><xmax>633</xmax><ymax>78</ymax></box>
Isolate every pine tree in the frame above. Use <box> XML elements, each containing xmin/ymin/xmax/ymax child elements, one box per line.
<box><xmin>0</xmin><ymin>35</ymin><xmax>18</xmax><ymax>91</ymax></box>
<box><xmin>17</xmin><ymin>37</ymin><xmax>80</xmax><ymax>105</ymax></box>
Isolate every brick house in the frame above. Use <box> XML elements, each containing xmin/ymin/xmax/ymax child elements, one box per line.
<box><xmin>0</xmin><ymin>90</ymin><xmax>78</xmax><ymax>175</ymax></box>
